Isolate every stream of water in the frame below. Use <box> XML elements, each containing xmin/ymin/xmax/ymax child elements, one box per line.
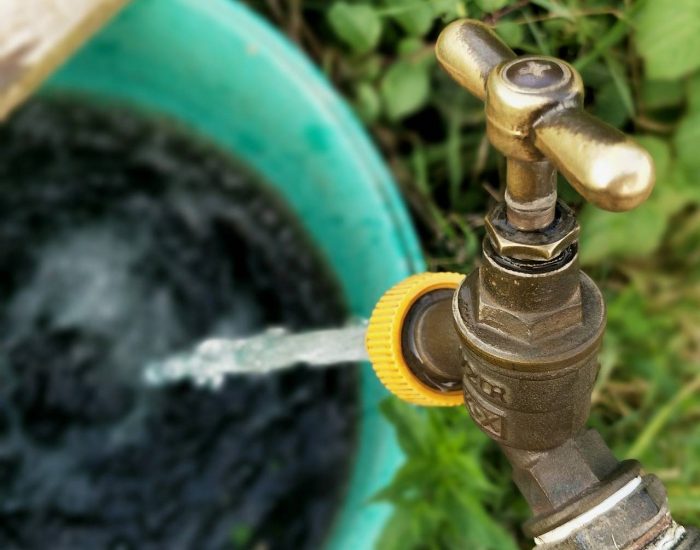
<box><xmin>144</xmin><ymin>321</ymin><xmax>369</xmax><ymax>389</ymax></box>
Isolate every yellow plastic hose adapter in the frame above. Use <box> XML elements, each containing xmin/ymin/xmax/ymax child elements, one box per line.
<box><xmin>366</xmin><ymin>272</ymin><xmax>465</xmax><ymax>407</ymax></box>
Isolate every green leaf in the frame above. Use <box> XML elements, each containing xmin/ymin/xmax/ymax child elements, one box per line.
<box><xmin>327</xmin><ymin>2</ymin><xmax>382</xmax><ymax>54</ymax></box>
<box><xmin>495</xmin><ymin>21</ymin><xmax>524</xmax><ymax>47</ymax></box>
<box><xmin>351</xmin><ymin>55</ymin><xmax>382</xmax><ymax>80</ymax></box>
<box><xmin>397</xmin><ymin>36</ymin><xmax>424</xmax><ymax>56</ymax></box>
<box><xmin>593</xmin><ymin>81</ymin><xmax>629</xmax><ymax>129</ymax></box>
<box><xmin>641</xmin><ymin>80</ymin><xmax>685</xmax><ymax>110</ymax></box>
<box><xmin>354</xmin><ymin>82</ymin><xmax>381</xmax><ymax>122</ymax></box>
<box><xmin>380</xmin><ymin>59</ymin><xmax>430</xmax><ymax>120</ymax></box>
<box><xmin>230</xmin><ymin>524</ymin><xmax>253</xmax><ymax>547</ymax></box>
<box><xmin>639</xmin><ymin>135</ymin><xmax>671</xmax><ymax>177</ymax></box>
<box><xmin>379</xmin><ymin>399</ymin><xmax>429</xmax><ymax>455</ymax></box>
<box><xmin>603</xmin><ymin>55</ymin><xmax>634</xmax><ymax>118</ymax></box>
<box><xmin>688</xmin><ymin>74</ymin><xmax>700</xmax><ymax>112</ymax></box>
<box><xmin>433</xmin><ymin>0</ymin><xmax>468</xmax><ymax>20</ymax></box>
<box><xmin>635</xmin><ymin>0</ymin><xmax>700</xmax><ymax>80</ymax></box>
<box><xmin>376</xmin><ymin>403</ymin><xmax>518</xmax><ymax>550</ymax></box>
<box><xmin>579</xmin><ymin>61</ymin><xmax>615</xmax><ymax>89</ymax></box>
<box><xmin>384</xmin><ymin>0</ymin><xmax>434</xmax><ymax>36</ymax></box>
<box><xmin>578</xmin><ymin>200</ymin><xmax>668</xmax><ymax>265</ymax></box>
<box><xmin>375</xmin><ymin>509</ymin><xmax>424</xmax><ymax>550</ymax></box>
<box><xmin>475</xmin><ymin>0</ymin><xmax>509</xmax><ymax>12</ymax></box>
<box><xmin>675</xmin><ymin>111</ymin><xmax>700</xmax><ymax>181</ymax></box>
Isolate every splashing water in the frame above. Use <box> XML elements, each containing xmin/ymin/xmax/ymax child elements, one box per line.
<box><xmin>0</xmin><ymin>98</ymin><xmax>357</xmax><ymax>549</ymax></box>
<box><xmin>144</xmin><ymin>321</ymin><xmax>369</xmax><ymax>389</ymax></box>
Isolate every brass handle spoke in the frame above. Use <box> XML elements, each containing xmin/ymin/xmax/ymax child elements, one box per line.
<box><xmin>436</xmin><ymin>19</ymin><xmax>655</xmax><ymax>228</ymax></box>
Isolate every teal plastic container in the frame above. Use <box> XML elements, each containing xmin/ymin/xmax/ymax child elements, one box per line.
<box><xmin>44</xmin><ymin>0</ymin><xmax>424</xmax><ymax>547</ymax></box>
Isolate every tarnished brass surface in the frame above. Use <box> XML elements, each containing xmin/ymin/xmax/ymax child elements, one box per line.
<box><xmin>430</xmin><ymin>21</ymin><xmax>653</xmax><ymax>448</ymax></box>
<box><xmin>505</xmin><ymin>159</ymin><xmax>557</xmax><ymax>230</ymax></box>
<box><xmin>435</xmin><ymin>19</ymin><xmax>515</xmax><ymax>101</ymax></box>
<box><xmin>436</xmin><ymin>19</ymin><xmax>655</xmax><ymax>227</ymax></box>
<box><xmin>535</xmin><ymin>109</ymin><xmax>655</xmax><ymax>211</ymax></box>
<box><xmin>453</xmin><ymin>242</ymin><xmax>605</xmax><ymax>450</ymax></box>
<box><xmin>511</xmin><ymin>433</ymin><xmax>636</xmax><ymax>520</ymax></box>
<box><xmin>485</xmin><ymin>55</ymin><xmax>583</xmax><ymax>164</ymax></box>
<box><xmin>485</xmin><ymin>201</ymin><xmax>580</xmax><ymax>261</ymax></box>
<box><xmin>373</xmin><ymin>18</ymin><xmax>696</xmax><ymax>549</ymax></box>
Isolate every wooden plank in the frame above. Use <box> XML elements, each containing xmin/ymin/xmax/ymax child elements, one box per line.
<box><xmin>0</xmin><ymin>0</ymin><xmax>130</xmax><ymax>120</ymax></box>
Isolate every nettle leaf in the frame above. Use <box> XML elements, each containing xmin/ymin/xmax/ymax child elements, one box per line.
<box><xmin>384</xmin><ymin>0</ymin><xmax>434</xmax><ymax>36</ymax></box>
<box><xmin>380</xmin><ymin>59</ymin><xmax>431</xmax><ymax>120</ymax></box>
<box><xmin>376</xmin><ymin>402</ymin><xmax>517</xmax><ymax>550</ymax></box>
<box><xmin>635</xmin><ymin>0</ymin><xmax>700</xmax><ymax>80</ymax></box>
<box><xmin>327</xmin><ymin>2</ymin><xmax>382</xmax><ymax>54</ymax></box>
<box><xmin>376</xmin><ymin>511</ymin><xmax>424</xmax><ymax>550</ymax></box>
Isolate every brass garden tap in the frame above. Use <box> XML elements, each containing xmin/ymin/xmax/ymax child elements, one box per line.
<box><xmin>437</xmin><ymin>19</ymin><xmax>654</xmax><ymax>230</ymax></box>
<box><xmin>366</xmin><ymin>19</ymin><xmax>699</xmax><ymax>550</ymax></box>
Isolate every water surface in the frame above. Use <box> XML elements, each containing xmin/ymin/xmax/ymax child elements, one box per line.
<box><xmin>0</xmin><ymin>97</ymin><xmax>357</xmax><ymax>550</ymax></box>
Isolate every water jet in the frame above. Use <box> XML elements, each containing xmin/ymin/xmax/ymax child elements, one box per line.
<box><xmin>0</xmin><ymin>1</ymin><xmax>423</xmax><ymax>547</ymax></box>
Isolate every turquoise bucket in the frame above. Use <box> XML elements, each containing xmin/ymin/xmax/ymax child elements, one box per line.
<box><xmin>44</xmin><ymin>0</ymin><xmax>423</xmax><ymax>547</ymax></box>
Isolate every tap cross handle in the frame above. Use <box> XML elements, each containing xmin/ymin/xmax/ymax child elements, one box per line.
<box><xmin>436</xmin><ymin>19</ymin><xmax>654</xmax><ymax>219</ymax></box>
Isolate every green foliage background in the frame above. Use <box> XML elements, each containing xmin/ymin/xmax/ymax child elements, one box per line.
<box><xmin>248</xmin><ymin>1</ymin><xmax>700</xmax><ymax>548</ymax></box>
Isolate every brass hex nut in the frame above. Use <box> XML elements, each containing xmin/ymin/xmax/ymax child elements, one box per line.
<box><xmin>476</xmin><ymin>284</ymin><xmax>583</xmax><ymax>344</ymax></box>
<box><xmin>484</xmin><ymin>201</ymin><xmax>579</xmax><ymax>261</ymax></box>
<box><xmin>485</xmin><ymin>216</ymin><xmax>579</xmax><ymax>260</ymax></box>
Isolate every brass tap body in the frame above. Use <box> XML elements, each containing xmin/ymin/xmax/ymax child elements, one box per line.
<box><xmin>427</xmin><ymin>20</ymin><xmax>653</xmax><ymax>449</ymax></box>
<box><xmin>456</xmin><ymin>224</ymin><xmax>604</xmax><ymax>451</ymax></box>
<box><xmin>368</xmin><ymin>20</ymin><xmax>656</xmax><ymax>444</ymax></box>
<box><xmin>366</xmin><ymin>18</ymin><xmax>700</xmax><ymax>549</ymax></box>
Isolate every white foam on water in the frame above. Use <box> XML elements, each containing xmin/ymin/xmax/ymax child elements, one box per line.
<box><xmin>6</xmin><ymin>217</ymin><xmax>259</xmax><ymax>379</ymax></box>
<box><xmin>144</xmin><ymin>321</ymin><xmax>369</xmax><ymax>389</ymax></box>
